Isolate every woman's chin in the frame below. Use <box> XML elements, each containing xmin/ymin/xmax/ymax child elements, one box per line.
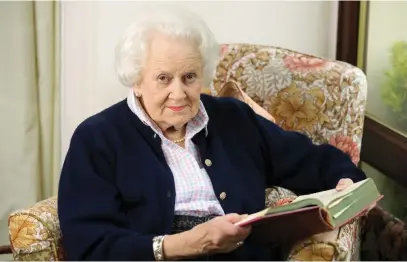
<box><xmin>162</xmin><ymin>110</ymin><xmax>198</xmax><ymax>130</ymax></box>
<box><xmin>168</xmin><ymin>116</ymin><xmax>192</xmax><ymax>130</ymax></box>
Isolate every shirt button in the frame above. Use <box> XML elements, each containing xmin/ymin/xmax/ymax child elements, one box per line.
<box><xmin>220</xmin><ymin>192</ymin><xmax>227</xmax><ymax>200</ymax></box>
<box><xmin>205</xmin><ymin>159</ymin><xmax>212</xmax><ymax>167</ymax></box>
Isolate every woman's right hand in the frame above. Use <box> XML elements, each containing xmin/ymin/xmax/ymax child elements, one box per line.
<box><xmin>163</xmin><ymin>213</ymin><xmax>251</xmax><ymax>260</ymax></box>
<box><xmin>188</xmin><ymin>213</ymin><xmax>252</xmax><ymax>255</ymax></box>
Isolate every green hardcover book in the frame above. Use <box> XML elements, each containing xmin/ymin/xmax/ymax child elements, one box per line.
<box><xmin>236</xmin><ymin>178</ymin><xmax>382</xmax><ymax>244</ymax></box>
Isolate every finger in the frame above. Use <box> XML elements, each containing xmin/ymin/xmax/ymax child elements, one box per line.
<box><xmin>336</xmin><ymin>178</ymin><xmax>352</xmax><ymax>188</ymax></box>
<box><xmin>220</xmin><ymin>222</ymin><xmax>251</xmax><ymax>241</ymax></box>
<box><xmin>238</xmin><ymin>225</ymin><xmax>252</xmax><ymax>236</ymax></box>
<box><xmin>213</xmin><ymin>228</ymin><xmax>251</xmax><ymax>254</ymax></box>
<box><xmin>221</xmin><ymin>244</ymin><xmax>240</xmax><ymax>254</ymax></box>
<box><xmin>230</xmin><ymin>225</ymin><xmax>252</xmax><ymax>240</ymax></box>
<box><xmin>236</xmin><ymin>241</ymin><xmax>244</xmax><ymax>248</ymax></box>
<box><xmin>336</xmin><ymin>178</ymin><xmax>353</xmax><ymax>191</ymax></box>
<box><xmin>223</xmin><ymin>213</ymin><xmax>247</xmax><ymax>224</ymax></box>
<box><xmin>220</xmin><ymin>240</ymin><xmax>245</xmax><ymax>254</ymax></box>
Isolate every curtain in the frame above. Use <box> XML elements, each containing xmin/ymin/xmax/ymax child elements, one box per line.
<box><xmin>0</xmin><ymin>1</ymin><xmax>60</xmax><ymax>246</ymax></box>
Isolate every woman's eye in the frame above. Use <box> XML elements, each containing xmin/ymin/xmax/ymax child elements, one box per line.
<box><xmin>184</xmin><ymin>73</ymin><xmax>197</xmax><ymax>83</ymax></box>
<box><xmin>158</xmin><ymin>75</ymin><xmax>170</xmax><ymax>84</ymax></box>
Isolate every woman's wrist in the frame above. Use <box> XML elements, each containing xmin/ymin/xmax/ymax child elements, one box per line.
<box><xmin>161</xmin><ymin>230</ymin><xmax>200</xmax><ymax>260</ymax></box>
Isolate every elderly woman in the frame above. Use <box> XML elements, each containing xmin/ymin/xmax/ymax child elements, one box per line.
<box><xmin>58</xmin><ymin>8</ymin><xmax>366</xmax><ymax>261</ymax></box>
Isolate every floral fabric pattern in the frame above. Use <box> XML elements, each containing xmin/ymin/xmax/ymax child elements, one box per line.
<box><xmin>265</xmin><ymin>187</ymin><xmax>297</xmax><ymax>208</ymax></box>
<box><xmin>8</xmin><ymin>196</ymin><xmax>62</xmax><ymax>261</ymax></box>
<box><xmin>287</xmin><ymin>240</ymin><xmax>350</xmax><ymax>261</ymax></box>
<box><xmin>329</xmin><ymin>135</ymin><xmax>360</xmax><ymax>165</ymax></box>
<box><xmin>211</xmin><ymin>44</ymin><xmax>367</xmax><ymax>156</ymax></box>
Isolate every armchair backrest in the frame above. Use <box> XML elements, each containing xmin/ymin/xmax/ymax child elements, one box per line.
<box><xmin>210</xmin><ymin>44</ymin><xmax>367</xmax><ymax>165</ymax></box>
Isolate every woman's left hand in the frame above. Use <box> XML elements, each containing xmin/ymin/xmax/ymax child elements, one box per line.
<box><xmin>335</xmin><ymin>178</ymin><xmax>354</xmax><ymax>191</ymax></box>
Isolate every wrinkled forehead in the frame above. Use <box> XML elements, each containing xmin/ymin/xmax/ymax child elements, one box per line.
<box><xmin>143</xmin><ymin>32</ymin><xmax>203</xmax><ymax>72</ymax></box>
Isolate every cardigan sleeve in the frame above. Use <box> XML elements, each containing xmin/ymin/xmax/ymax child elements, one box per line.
<box><xmin>254</xmin><ymin>114</ymin><xmax>367</xmax><ymax>195</ymax></box>
<box><xmin>57</xmin><ymin>120</ymin><xmax>156</xmax><ymax>261</ymax></box>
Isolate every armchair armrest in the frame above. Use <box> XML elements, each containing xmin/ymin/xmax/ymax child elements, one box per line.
<box><xmin>0</xmin><ymin>245</ymin><xmax>12</xmax><ymax>254</ymax></box>
<box><xmin>8</xmin><ymin>196</ymin><xmax>63</xmax><ymax>261</ymax></box>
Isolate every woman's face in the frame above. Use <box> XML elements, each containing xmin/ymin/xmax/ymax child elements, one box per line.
<box><xmin>134</xmin><ymin>33</ymin><xmax>204</xmax><ymax>131</ymax></box>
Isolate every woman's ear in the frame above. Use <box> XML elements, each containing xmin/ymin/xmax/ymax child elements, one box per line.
<box><xmin>132</xmin><ymin>86</ymin><xmax>142</xmax><ymax>97</ymax></box>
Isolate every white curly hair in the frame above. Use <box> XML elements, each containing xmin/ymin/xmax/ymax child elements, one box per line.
<box><xmin>115</xmin><ymin>7</ymin><xmax>221</xmax><ymax>88</ymax></box>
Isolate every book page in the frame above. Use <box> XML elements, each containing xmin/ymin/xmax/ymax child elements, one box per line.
<box><xmin>292</xmin><ymin>179</ymin><xmax>369</xmax><ymax>207</ymax></box>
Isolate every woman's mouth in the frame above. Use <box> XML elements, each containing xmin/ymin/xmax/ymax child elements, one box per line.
<box><xmin>167</xmin><ymin>106</ymin><xmax>186</xmax><ymax>112</ymax></box>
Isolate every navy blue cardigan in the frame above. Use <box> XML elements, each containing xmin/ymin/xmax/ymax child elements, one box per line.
<box><xmin>58</xmin><ymin>94</ymin><xmax>366</xmax><ymax>260</ymax></box>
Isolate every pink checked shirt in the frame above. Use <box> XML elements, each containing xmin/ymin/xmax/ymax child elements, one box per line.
<box><xmin>127</xmin><ymin>91</ymin><xmax>225</xmax><ymax>217</ymax></box>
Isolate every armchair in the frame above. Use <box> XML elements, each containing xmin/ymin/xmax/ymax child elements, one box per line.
<box><xmin>5</xmin><ymin>44</ymin><xmax>406</xmax><ymax>261</ymax></box>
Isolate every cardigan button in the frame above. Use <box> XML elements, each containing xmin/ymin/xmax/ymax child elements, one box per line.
<box><xmin>204</xmin><ymin>159</ymin><xmax>212</xmax><ymax>167</ymax></box>
<box><xmin>167</xmin><ymin>191</ymin><xmax>171</xmax><ymax>198</ymax></box>
<box><xmin>219</xmin><ymin>192</ymin><xmax>227</xmax><ymax>200</ymax></box>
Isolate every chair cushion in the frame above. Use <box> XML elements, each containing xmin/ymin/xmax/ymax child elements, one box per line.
<box><xmin>216</xmin><ymin>81</ymin><xmax>276</xmax><ymax>123</ymax></box>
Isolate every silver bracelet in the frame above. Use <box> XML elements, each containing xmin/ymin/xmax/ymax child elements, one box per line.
<box><xmin>152</xmin><ymin>235</ymin><xmax>167</xmax><ymax>261</ymax></box>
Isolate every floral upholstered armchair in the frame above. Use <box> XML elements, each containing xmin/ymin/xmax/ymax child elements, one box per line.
<box><xmin>5</xmin><ymin>44</ymin><xmax>403</xmax><ymax>261</ymax></box>
<box><xmin>209</xmin><ymin>44</ymin><xmax>367</xmax><ymax>261</ymax></box>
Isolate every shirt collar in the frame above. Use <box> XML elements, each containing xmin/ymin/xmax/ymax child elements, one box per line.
<box><xmin>126</xmin><ymin>90</ymin><xmax>209</xmax><ymax>140</ymax></box>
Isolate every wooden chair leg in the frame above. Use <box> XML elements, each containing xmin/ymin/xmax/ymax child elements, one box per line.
<box><xmin>0</xmin><ymin>244</ymin><xmax>12</xmax><ymax>255</ymax></box>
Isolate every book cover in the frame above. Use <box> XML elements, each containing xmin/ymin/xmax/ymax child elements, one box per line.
<box><xmin>236</xmin><ymin>178</ymin><xmax>383</xmax><ymax>244</ymax></box>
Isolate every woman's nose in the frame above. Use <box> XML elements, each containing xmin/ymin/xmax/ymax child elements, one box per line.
<box><xmin>169</xmin><ymin>79</ymin><xmax>187</xmax><ymax>100</ymax></box>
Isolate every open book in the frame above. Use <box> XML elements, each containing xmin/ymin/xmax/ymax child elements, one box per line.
<box><xmin>236</xmin><ymin>178</ymin><xmax>382</xmax><ymax>244</ymax></box>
